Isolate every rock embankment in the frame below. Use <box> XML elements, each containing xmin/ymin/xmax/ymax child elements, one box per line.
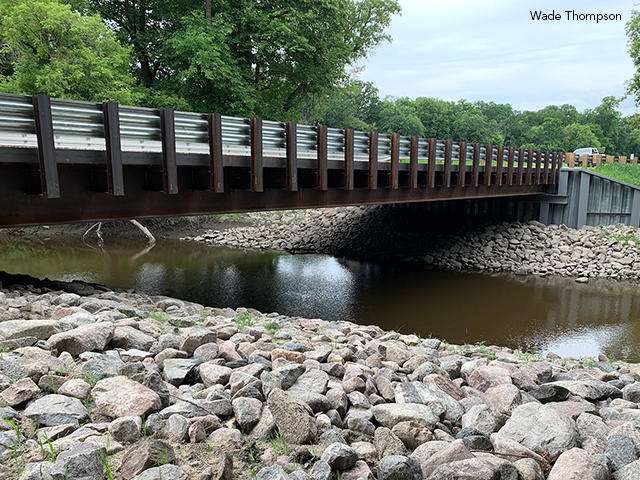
<box><xmin>0</xmin><ymin>273</ymin><xmax>640</xmax><ymax>479</ymax></box>
<box><xmin>186</xmin><ymin>206</ymin><xmax>640</xmax><ymax>282</ymax></box>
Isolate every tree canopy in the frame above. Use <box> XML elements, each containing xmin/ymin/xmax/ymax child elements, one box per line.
<box><xmin>0</xmin><ymin>0</ymin><xmax>140</xmax><ymax>104</ymax></box>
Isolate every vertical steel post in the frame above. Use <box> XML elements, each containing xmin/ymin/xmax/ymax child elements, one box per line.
<box><xmin>32</xmin><ymin>95</ymin><xmax>60</xmax><ymax>198</ymax></box>
<box><xmin>102</xmin><ymin>101</ymin><xmax>124</xmax><ymax>196</ymax></box>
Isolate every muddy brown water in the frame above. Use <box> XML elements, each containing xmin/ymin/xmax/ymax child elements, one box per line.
<box><xmin>2</xmin><ymin>235</ymin><xmax>640</xmax><ymax>362</ymax></box>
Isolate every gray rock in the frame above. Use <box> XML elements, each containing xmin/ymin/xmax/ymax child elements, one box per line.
<box><xmin>199</xmin><ymin>363</ymin><xmax>233</xmax><ymax>388</ymax></box>
<box><xmin>193</xmin><ymin>343</ymin><xmax>219</xmax><ymax>363</ymax></box>
<box><xmin>419</xmin><ymin>439</ymin><xmax>474</xmax><ymax>478</ymax></box>
<box><xmin>321</xmin><ymin>442</ymin><xmax>358</xmax><ymax>470</ymax></box>
<box><xmin>547</xmin><ymin>447</ymin><xmax>609</xmax><ymax>480</ymax></box>
<box><xmin>622</xmin><ymin>383</ymin><xmax>640</xmax><ymax>403</ymax></box>
<box><xmin>92</xmin><ymin>376</ymin><xmax>161</xmax><ymax>418</ymax></box>
<box><xmin>232</xmin><ymin>397</ymin><xmax>262</xmax><ymax>429</ymax></box>
<box><xmin>267</xmin><ymin>389</ymin><xmax>316</xmax><ymax>444</ymax></box>
<box><xmin>119</xmin><ymin>439</ymin><xmax>175</xmax><ymax>480</ymax></box>
<box><xmin>24</xmin><ymin>394</ymin><xmax>90</xmax><ymax>427</ymax></box>
<box><xmin>392</xmin><ymin>421</ymin><xmax>433</xmax><ymax>450</ymax></box>
<box><xmin>577</xmin><ymin>412</ymin><xmax>611</xmax><ymax>443</ymax></box>
<box><xmin>166</xmin><ymin>414</ymin><xmax>190</xmax><ymax>442</ymax></box>
<box><xmin>607</xmin><ymin>434</ymin><xmax>638</xmax><ymax>471</ymax></box>
<box><xmin>614</xmin><ymin>459</ymin><xmax>640</xmax><ymax>479</ymax></box>
<box><xmin>45</xmin><ymin>322</ymin><xmax>114</xmax><ymax>356</ymax></box>
<box><xmin>112</xmin><ymin>326</ymin><xmax>157</xmax><ymax>351</ymax></box>
<box><xmin>81</xmin><ymin>353</ymin><xmax>124</xmax><ymax>379</ymax></box>
<box><xmin>377</xmin><ymin>455</ymin><xmax>421</xmax><ymax>480</ymax></box>
<box><xmin>498</xmin><ymin>403</ymin><xmax>579</xmax><ymax>462</ymax></box>
<box><xmin>162</xmin><ymin>358</ymin><xmax>199</xmax><ymax>387</ymax></box>
<box><xmin>108</xmin><ymin>416</ymin><xmax>142</xmax><ymax>443</ymax></box>
<box><xmin>158</xmin><ymin>398</ymin><xmax>232</xmax><ymax>419</ymax></box>
<box><xmin>20</xmin><ymin>462</ymin><xmax>55</xmax><ymax>480</ymax></box>
<box><xmin>394</xmin><ymin>381</ymin><xmax>464</xmax><ymax>423</ymax></box>
<box><xmin>514</xmin><ymin>458</ymin><xmax>545</xmax><ymax>480</ymax></box>
<box><xmin>288</xmin><ymin>369</ymin><xmax>329</xmax><ymax>395</ymax></box>
<box><xmin>142</xmin><ymin>371</ymin><xmax>171</xmax><ymax>408</ymax></box>
<box><xmin>372</xmin><ymin>403</ymin><xmax>438</xmax><ymax>430</ymax></box>
<box><xmin>461</xmin><ymin>404</ymin><xmax>504</xmax><ymax>436</ymax></box>
<box><xmin>311</xmin><ymin>460</ymin><xmax>332</xmax><ymax>480</ymax></box>
<box><xmin>49</xmin><ymin>442</ymin><xmax>106</xmax><ymax>480</ymax></box>
<box><xmin>0</xmin><ymin>320</ymin><xmax>64</xmax><ymax>341</ymax></box>
<box><xmin>427</xmin><ymin>458</ymin><xmax>505</xmax><ymax>480</ymax></box>
<box><xmin>257</xmin><ymin>465</ymin><xmax>291</xmax><ymax>480</ymax></box>
<box><xmin>374</xmin><ymin>427</ymin><xmax>407</xmax><ymax>458</ymax></box>
<box><xmin>528</xmin><ymin>384</ymin><xmax>570</xmax><ymax>403</ymax></box>
<box><xmin>130</xmin><ymin>465</ymin><xmax>188</xmax><ymax>480</ymax></box>
<box><xmin>181</xmin><ymin>327</ymin><xmax>217</xmax><ymax>355</ymax></box>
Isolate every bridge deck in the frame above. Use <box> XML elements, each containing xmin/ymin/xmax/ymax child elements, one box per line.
<box><xmin>0</xmin><ymin>94</ymin><xmax>557</xmax><ymax>227</ymax></box>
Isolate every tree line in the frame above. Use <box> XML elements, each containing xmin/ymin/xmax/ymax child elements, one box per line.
<box><xmin>2</xmin><ymin>0</ymin><xmax>640</xmax><ymax>156</ymax></box>
<box><xmin>305</xmin><ymin>82</ymin><xmax>640</xmax><ymax>156</ymax></box>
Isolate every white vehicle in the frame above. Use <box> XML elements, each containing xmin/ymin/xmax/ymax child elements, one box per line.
<box><xmin>574</xmin><ymin>147</ymin><xmax>602</xmax><ymax>155</ymax></box>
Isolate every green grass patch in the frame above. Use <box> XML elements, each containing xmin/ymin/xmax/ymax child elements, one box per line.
<box><xmin>590</xmin><ymin>163</ymin><xmax>640</xmax><ymax>187</ymax></box>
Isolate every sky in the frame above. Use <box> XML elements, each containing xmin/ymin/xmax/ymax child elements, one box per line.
<box><xmin>359</xmin><ymin>0</ymin><xmax>639</xmax><ymax>115</ymax></box>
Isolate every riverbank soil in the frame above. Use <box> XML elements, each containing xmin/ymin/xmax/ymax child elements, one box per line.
<box><xmin>0</xmin><ymin>271</ymin><xmax>638</xmax><ymax>478</ymax></box>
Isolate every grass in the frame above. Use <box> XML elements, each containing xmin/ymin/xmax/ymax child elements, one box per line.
<box><xmin>268</xmin><ymin>430</ymin><xmax>290</xmax><ymax>457</ymax></box>
<box><xmin>590</xmin><ymin>163</ymin><xmax>640</xmax><ymax>187</ymax></box>
<box><xmin>598</xmin><ymin>226</ymin><xmax>640</xmax><ymax>244</ymax></box>
<box><xmin>236</xmin><ymin>311</ymin><xmax>256</xmax><ymax>329</ymax></box>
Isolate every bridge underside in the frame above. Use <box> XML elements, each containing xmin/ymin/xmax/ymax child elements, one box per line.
<box><xmin>0</xmin><ymin>149</ymin><xmax>546</xmax><ymax>227</ymax></box>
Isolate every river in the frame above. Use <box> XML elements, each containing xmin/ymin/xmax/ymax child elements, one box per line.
<box><xmin>2</xmin><ymin>235</ymin><xmax>640</xmax><ymax>362</ymax></box>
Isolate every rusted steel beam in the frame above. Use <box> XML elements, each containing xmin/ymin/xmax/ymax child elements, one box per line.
<box><xmin>484</xmin><ymin>144</ymin><xmax>493</xmax><ymax>187</ymax></box>
<box><xmin>550</xmin><ymin>152</ymin><xmax>558</xmax><ymax>184</ymax></box>
<box><xmin>516</xmin><ymin>148</ymin><xmax>524</xmax><ymax>186</ymax></box>
<box><xmin>543</xmin><ymin>150</ymin><xmax>550</xmax><ymax>184</ymax></box>
<box><xmin>344</xmin><ymin>128</ymin><xmax>355</xmax><ymax>190</ymax></box>
<box><xmin>443</xmin><ymin>140</ymin><xmax>453</xmax><ymax>188</ymax></box>
<box><xmin>102</xmin><ymin>102</ymin><xmax>124</xmax><ymax>196</ymax></box>
<box><xmin>526</xmin><ymin>149</ymin><xmax>534</xmax><ymax>185</ymax></box>
<box><xmin>410</xmin><ymin>136</ymin><xmax>419</xmax><ymax>188</ymax></box>
<box><xmin>0</xmin><ymin>163</ymin><xmax>545</xmax><ymax>227</ymax></box>
<box><xmin>250</xmin><ymin>117</ymin><xmax>263</xmax><ymax>192</ymax></box>
<box><xmin>285</xmin><ymin>121</ymin><xmax>298</xmax><ymax>191</ymax></box>
<box><xmin>457</xmin><ymin>141</ymin><xmax>466</xmax><ymax>187</ymax></box>
<box><xmin>32</xmin><ymin>95</ymin><xmax>60</xmax><ymax>198</ymax></box>
<box><xmin>368</xmin><ymin>131</ymin><xmax>378</xmax><ymax>190</ymax></box>
<box><xmin>208</xmin><ymin>113</ymin><xmax>224</xmax><ymax>193</ymax></box>
<box><xmin>496</xmin><ymin>145</ymin><xmax>504</xmax><ymax>187</ymax></box>
<box><xmin>160</xmin><ymin>108</ymin><xmax>178</xmax><ymax>194</ymax></box>
<box><xmin>472</xmin><ymin>143</ymin><xmax>481</xmax><ymax>187</ymax></box>
<box><xmin>506</xmin><ymin>147</ymin><xmax>514</xmax><ymax>186</ymax></box>
<box><xmin>317</xmin><ymin>125</ymin><xmax>328</xmax><ymax>191</ymax></box>
<box><xmin>390</xmin><ymin>134</ymin><xmax>400</xmax><ymax>189</ymax></box>
<box><xmin>428</xmin><ymin>138</ymin><xmax>437</xmax><ymax>188</ymax></box>
<box><xmin>535</xmin><ymin>149</ymin><xmax>542</xmax><ymax>184</ymax></box>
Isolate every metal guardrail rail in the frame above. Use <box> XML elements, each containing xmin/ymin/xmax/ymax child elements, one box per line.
<box><xmin>0</xmin><ymin>93</ymin><xmax>563</xmax><ymax>198</ymax></box>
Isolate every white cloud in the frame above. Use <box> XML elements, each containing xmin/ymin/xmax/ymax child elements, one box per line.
<box><xmin>359</xmin><ymin>0</ymin><xmax>637</xmax><ymax>114</ymax></box>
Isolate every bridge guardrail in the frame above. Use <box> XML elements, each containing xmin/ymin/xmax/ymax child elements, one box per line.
<box><xmin>0</xmin><ymin>92</ymin><xmax>564</xmax><ymax>198</ymax></box>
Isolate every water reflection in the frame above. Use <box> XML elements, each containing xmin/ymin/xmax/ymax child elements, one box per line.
<box><xmin>2</xmin><ymin>236</ymin><xmax>640</xmax><ymax>361</ymax></box>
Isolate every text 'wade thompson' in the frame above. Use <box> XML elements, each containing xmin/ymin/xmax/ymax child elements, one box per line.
<box><xmin>530</xmin><ymin>10</ymin><xmax>622</xmax><ymax>23</ymax></box>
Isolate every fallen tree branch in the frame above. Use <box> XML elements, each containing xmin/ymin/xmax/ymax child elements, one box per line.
<box><xmin>130</xmin><ymin>219</ymin><xmax>156</xmax><ymax>245</ymax></box>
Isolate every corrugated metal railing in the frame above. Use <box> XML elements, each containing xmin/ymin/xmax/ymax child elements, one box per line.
<box><xmin>0</xmin><ymin>93</ymin><xmax>563</xmax><ymax>199</ymax></box>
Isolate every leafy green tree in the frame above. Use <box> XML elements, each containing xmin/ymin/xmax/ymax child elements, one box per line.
<box><xmin>627</xmin><ymin>10</ymin><xmax>640</xmax><ymax>107</ymax></box>
<box><xmin>77</xmin><ymin>0</ymin><xmax>401</xmax><ymax>118</ymax></box>
<box><xmin>561</xmin><ymin>124</ymin><xmax>601</xmax><ymax>152</ymax></box>
<box><xmin>0</xmin><ymin>0</ymin><xmax>140</xmax><ymax>104</ymax></box>
<box><xmin>378</xmin><ymin>100</ymin><xmax>424</xmax><ymax>137</ymax></box>
<box><xmin>308</xmin><ymin>80</ymin><xmax>380</xmax><ymax>130</ymax></box>
<box><xmin>451</xmin><ymin>112</ymin><xmax>503</xmax><ymax>145</ymax></box>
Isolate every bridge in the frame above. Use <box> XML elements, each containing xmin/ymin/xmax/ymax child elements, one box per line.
<box><xmin>0</xmin><ymin>93</ymin><xmax>570</xmax><ymax>227</ymax></box>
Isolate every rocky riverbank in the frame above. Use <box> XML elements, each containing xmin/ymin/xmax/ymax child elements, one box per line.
<box><xmin>184</xmin><ymin>206</ymin><xmax>640</xmax><ymax>282</ymax></box>
<box><xmin>1</xmin><ymin>273</ymin><xmax>640</xmax><ymax>479</ymax></box>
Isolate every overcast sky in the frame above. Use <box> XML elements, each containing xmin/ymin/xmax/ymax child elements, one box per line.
<box><xmin>359</xmin><ymin>0</ymin><xmax>639</xmax><ymax>115</ymax></box>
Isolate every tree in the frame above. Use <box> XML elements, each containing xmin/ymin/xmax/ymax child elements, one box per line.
<box><xmin>378</xmin><ymin>100</ymin><xmax>424</xmax><ymax>137</ymax></box>
<box><xmin>77</xmin><ymin>0</ymin><xmax>401</xmax><ymax>118</ymax></box>
<box><xmin>0</xmin><ymin>0</ymin><xmax>140</xmax><ymax>104</ymax></box>
<box><xmin>451</xmin><ymin>112</ymin><xmax>503</xmax><ymax>145</ymax></box>
<box><xmin>562</xmin><ymin>124</ymin><xmax>601</xmax><ymax>152</ymax></box>
<box><xmin>627</xmin><ymin>10</ymin><xmax>640</xmax><ymax>107</ymax></box>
